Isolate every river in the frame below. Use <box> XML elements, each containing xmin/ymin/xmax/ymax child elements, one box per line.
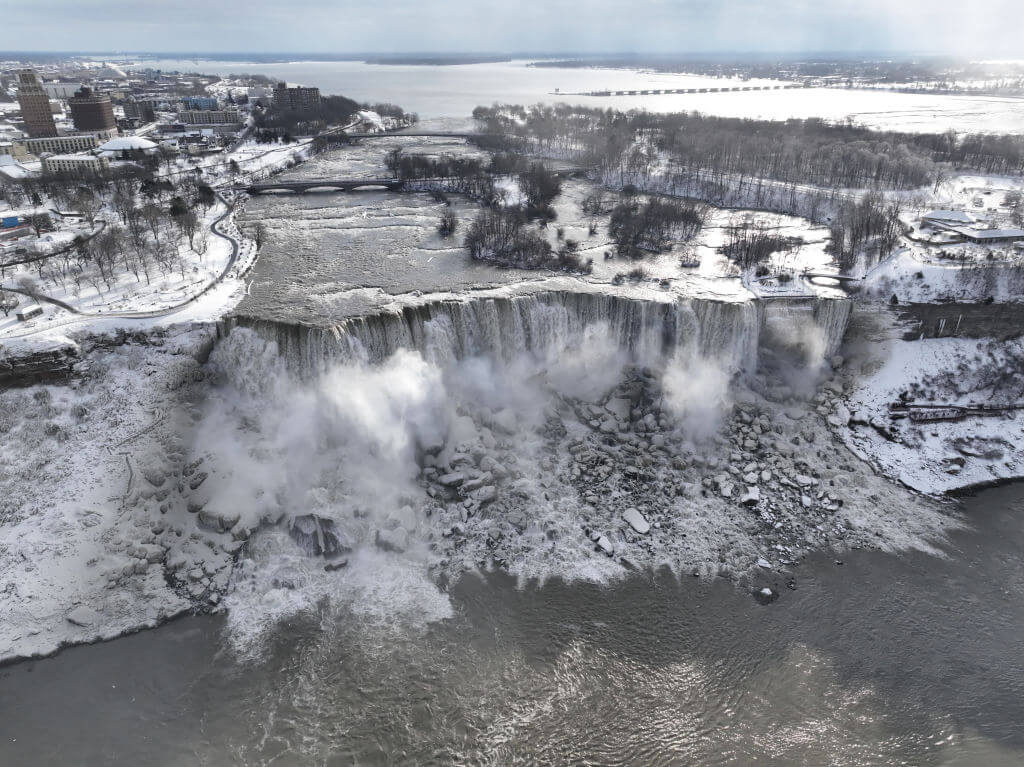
<box><xmin>1</xmin><ymin>483</ymin><xmax>1022</xmax><ymax>765</ymax></box>
<box><xmin>127</xmin><ymin>57</ymin><xmax>1024</xmax><ymax>133</ymax></box>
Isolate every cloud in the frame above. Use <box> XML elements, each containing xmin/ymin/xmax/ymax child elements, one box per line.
<box><xmin>6</xmin><ymin>0</ymin><xmax>1024</xmax><ymax>55</ymax></box>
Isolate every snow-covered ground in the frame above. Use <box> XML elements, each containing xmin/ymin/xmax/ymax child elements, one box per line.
<box><xmin>0</xmin><ymin>327</ymin><xmax>224</xmax><ymax>662</ymax></box>
<box><xmin>838</xmin><ymin>313</ymin><xmax>1024</xmax><ymax>494</ymax></box>
<box><xmin>0</xmin><ymin>200</ymin><xmax>253</xmax><ymax>345</ymax></box>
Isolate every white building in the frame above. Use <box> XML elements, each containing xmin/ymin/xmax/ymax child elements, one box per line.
<box><xmin>21</xmin><ymin>134</ymin><xmax>100</xmax><ymax>155</ymax></box>
<box><xmin>41</xmin><ymin>153</ymin><xmax>110</xmax><ymax>175</ymax></box>
<box><xmin>96</xmin><ymin>135</ymin><xmax>158</xmax><ymax>158</ymax></box>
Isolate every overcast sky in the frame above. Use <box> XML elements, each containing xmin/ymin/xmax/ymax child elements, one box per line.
<box><xmin>6</xmin><ymin>0</ymin><xmax>1024</xmax><ymax>57</ymax></box>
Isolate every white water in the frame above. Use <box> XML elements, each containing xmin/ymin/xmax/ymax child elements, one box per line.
<box><xmin>205</xmin><ymin>291</ymin><xmax>859</xmax><ymax>655</ymax></box>
<box><xmin>228</xmin><ymin>291</ymin><xmax>849</xmax><ymax>377</ymax></box>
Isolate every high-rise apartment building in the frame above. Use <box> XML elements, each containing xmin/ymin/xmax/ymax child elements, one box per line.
<box><xmin>68</xmin><ymin>87</ymin><xmax>117</xmax><ymax>132</ymax></box>
<box><xmin>272</xmin><ymin>82</ymin><xmax>322</xmax><ymax>113</ymax></box>
<box><xmin>16</xmin><ymin>69</ymin><xmax>57</xmax><ymax>138</ymax></box>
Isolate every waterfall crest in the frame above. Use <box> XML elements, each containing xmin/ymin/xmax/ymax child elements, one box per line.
<box><xmin>221</xmin><ymin>292</ymin><xmax>851</xmax><ymax>376</ymax></box>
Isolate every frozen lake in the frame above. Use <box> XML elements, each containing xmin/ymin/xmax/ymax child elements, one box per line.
<box><xmin>130</xmin><ymin>58</ymin><xmax>1024</xmax><ymax>133</ymax></box>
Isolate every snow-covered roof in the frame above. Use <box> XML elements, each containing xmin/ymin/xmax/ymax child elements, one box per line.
<box><xmin>97</xmin><ymin>136</ymin><xmax>157</xmax><ymax>152</ymax></box>
<box><xmin>954</xmin><ymin>227</ymin><xmax>1024</xmax><ymax>240</ymax></box>
<box><xmin>0</xmin><ymin>155</ymin><xmax>30</xmax><ymax>179</ymax></box>
<box><xmin>922</xmin><ymin>209</ymin><xmax>975</xmax><ymax>224</ymax></box>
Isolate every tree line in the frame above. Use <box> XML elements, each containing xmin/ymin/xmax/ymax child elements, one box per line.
<box><xmin>473</xmin><ymin>104</ymin><xmax>1024</xmax><ymax>187</ymax></box>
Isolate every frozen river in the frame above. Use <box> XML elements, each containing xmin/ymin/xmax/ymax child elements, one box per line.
<box><xmin>131</xmin><ymin>57</ymin><xmax>1024</xmax><ymax>133</ymax></box>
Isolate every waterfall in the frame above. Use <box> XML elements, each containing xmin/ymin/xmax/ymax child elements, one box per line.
<box><xmin>221</xmin><ymin>292</ymin><xmax>852</xmax><ymax>377</ymax></box>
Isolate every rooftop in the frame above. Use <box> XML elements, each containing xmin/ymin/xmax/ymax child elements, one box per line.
<box><xmin>922</xmin><ymin>209</ymin><xmax>975</xmax><ymax>224</ymax></box>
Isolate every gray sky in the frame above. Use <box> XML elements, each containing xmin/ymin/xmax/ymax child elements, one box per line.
<box><xmin>6</xmin><ymin>0</ymin><xmax>1024</xmax><ymax>56</ymax></box>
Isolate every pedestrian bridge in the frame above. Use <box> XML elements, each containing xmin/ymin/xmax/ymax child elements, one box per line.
<box><xmin>238</xmin><ymin>178</ymin><xmax>410</xmax><ymax>194</ymax></box>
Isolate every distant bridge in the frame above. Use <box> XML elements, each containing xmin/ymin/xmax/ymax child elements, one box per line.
<box><xmin>564</xmin><ymin>83</ymin><xmax>805</xmax><ymax>97</ymax></box>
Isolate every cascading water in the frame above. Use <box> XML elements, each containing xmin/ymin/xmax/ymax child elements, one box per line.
<box><xmin>202</xmin><ymin>290</ymin><xmax>868</xmax><ymax>654</ymax></box>
<box><xmin>221</xmin><ymin>291</ymin><xmax>849</xmax><ymax>379</ymax></box>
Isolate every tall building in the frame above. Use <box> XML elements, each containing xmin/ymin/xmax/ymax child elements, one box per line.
<box><xmin>16</xmin><ymin>69</ymin><xmax>57</xmax><ymax>138</ymax></box>
<box><xmin>272</xmin><ymin>82</ymin><xmax>321</xmax><ymax>113</ymax></box>
<box><xmin>68</xmin><ymin>87</ymin><xmax>116</xmax><ymax>132</ymax></box>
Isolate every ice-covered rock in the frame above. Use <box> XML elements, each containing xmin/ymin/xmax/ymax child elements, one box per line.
<box><xmin>605</xmin><ymin>397</ymin><xmax>631</xmax><ymax>421</ymax></box>
<box><xmin>65</xmin><ymin>605</ymin><xmax>100</xmax><ymax>627</ymax></box>
<box><xmin>828</xmin><ymin>403</ymin><xmax>851</xmax><ymax>427</ymax></box>
<box><xmin>198</xmin><ymin>508</ymin><xmax>240</xmax><ymax>533</ymax></box>
<box><xmin>471</xmin><ymin>485</ymin><xmax>497</xmax><ymax>503</ymax></box>
<box><xmin>438</xmin><ymin>471</ymin><xmax>465</xmax><ymax>487</ymax></box>
<box><xmin>622</xmin><ymin>507</ymin><xmax>650</xmax><ymax>534</ymax></box>
<box><xmin>740</xmin><ymin>486</ymin><xmax>761</xmax><ymax>506</ymax></box>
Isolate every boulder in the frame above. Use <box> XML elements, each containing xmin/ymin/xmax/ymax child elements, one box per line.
<box><xmin>622</xmin><ymin>507</ymin><xmax>650</xmax><ymax>534</ymax></box>
<box><xmin>66</xmin><ymin>605</ymin><xmax>100</xmax><ymax>627</ymax></box>
<box><xmin>605</xmin><ymin>397</ymin><xmax>631</xmax><ymax>421</ymax></box>
<box><xmin>471</xmin><ymin>485</ymin><xmax>497</xmax><ymax>503</ymax></box>
<box><xmin>827</xmin><ymin>403</ymin><xmax>851</xmax><ymax>427</ymax></box>
<box><xmin>595</xmin><ymin>535</ymin><xmax>614</xmax><ymax>556</ymax></box>
<box><xmin>198</xmin><ymin>508</ymin><xmax>240</xmax><ymax>533</ymax></box>
<box><xmin>740</xmin><ymin>486</ymin><xmax>761</xmax><ymax>506</ymax></box>
<box><xmin>438</xmin><ymin>471</ymin><xmax>466</xmax><ymax>487</ymax></box>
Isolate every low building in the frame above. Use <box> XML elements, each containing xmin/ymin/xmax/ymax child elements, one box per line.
<box><xmin>0</xmin><ymin>155</ymin><xmax>33</xmax><ymax>182</ymax></box>
<box><xmin>181</xmin><ymin>96</ymin><xmax>218</xmax><ymax>110</ymax></box>
<box><xmin>0</xmin><ymin>140</ymin><xmax>31</xmax><ymax>160</ymax></box>
<box><xmin>96</xmin><ymin>135</ymin><xmax>158</xmax><ymax>158</ymax></box>
<box><xmin>176</xmin><ymin>108</ymin><xmax>241</xmax><ymax>125</ymax></box>
<box><xmin>921</xmin><ymin>209</ymin><xmax>976</xmax><ymax>228</ymax></box>
<box><xmin>21</xmin><ymin>134</ymin><xmax>100</xmax><ymax>156</ymax></box>
<box><xmin>41</xmin><ymin>153</ymin><xmax>110</xmax><ymax>175</ymax></box>
<box><xmin>953</xmin><ymin>227</ymin><xmax>1024</xmax><ymax>244</ymax></box>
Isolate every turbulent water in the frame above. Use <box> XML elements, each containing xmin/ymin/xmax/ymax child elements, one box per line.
<box><xmin>3</xmin><ymin>483</ymin><xmax>1023</xmax><ymax>766</ymax></box>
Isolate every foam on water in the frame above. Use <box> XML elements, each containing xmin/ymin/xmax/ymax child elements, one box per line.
<box><xmin>205</xmin><ymin>291</ymin><xmax>861</xmax><ymax>653</ymax></box>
